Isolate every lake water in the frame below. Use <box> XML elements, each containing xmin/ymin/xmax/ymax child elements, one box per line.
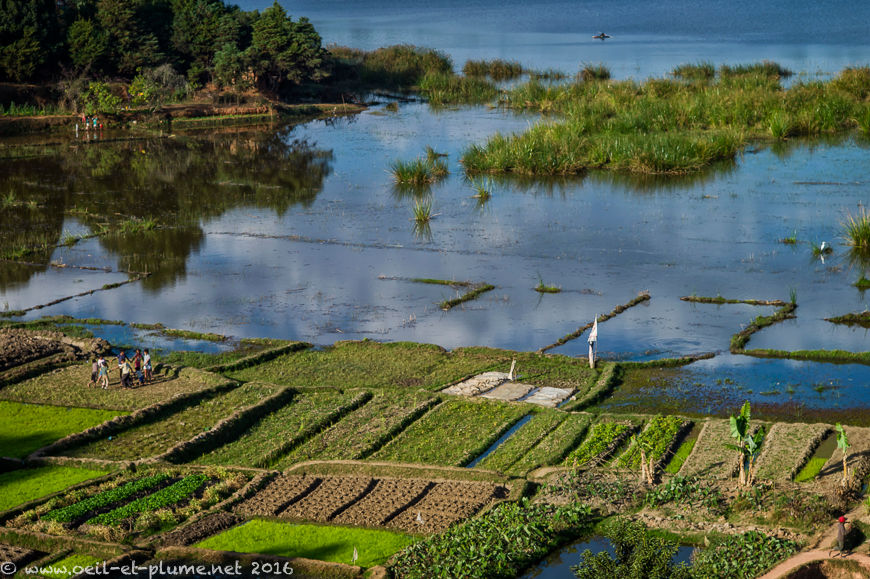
<box><xmin>1</xmin><ymin>0</ymin><xmax>869</xmax><ymax>417</ymax></box>
<box><xmin>245</xmin><ymin>0</ymin><xmax>870</xmax><ymax>79</ymax></box>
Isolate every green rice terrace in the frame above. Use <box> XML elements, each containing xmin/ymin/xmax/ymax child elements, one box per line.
<box><xmin>0</xmin><ymin>327</ymin><xmax>868</xmax><ymax>578</ymax></box>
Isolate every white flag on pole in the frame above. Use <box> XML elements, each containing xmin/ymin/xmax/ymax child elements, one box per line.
<box><xmin>588</xmin><ymin>317</ymin><xmax>598</xmax><ymax>343</ymax></box>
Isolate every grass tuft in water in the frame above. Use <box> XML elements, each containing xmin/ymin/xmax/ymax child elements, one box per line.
<box><xmin>462</xmin><ymin>59</ymin><xmax>524</xmax><ymax>81</ymax></box>
<box><xmin>843</xmin><ymin>208</ymin><xmax>870</xmax><ymax>251</ymax></box>
<box><xmin>391</xmin><ymin>157</ymin><xmax>448</xmax><ymax>184</ymax></box>
<box><xmin>579</xmin><ymin>63</ymin><xmax>611</xmax><ymax>82</ymax></box>
<box><xmin>412</xmin><ymin>199</ymin><xmax>432</xmax><ymax>224</ymax></box>
<box><xmin>419</xmin><ymin>72</ymin><xmax>498</xmax><ymax>105</ymax></box>
<box><xmin>779</xmin><ymin>231</ymin><xmax>797</xmax><ymax>244</ymax></box>
<box><xmin>534</xmin><ymin>278</ymin><xmax>561</xmax><ymax>293</ymax></box>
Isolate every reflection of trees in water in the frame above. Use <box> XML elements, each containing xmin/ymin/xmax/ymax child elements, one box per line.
<box><xmin>97</xmin><ymin>227</ymin><xmax>206</xmax><ymax>292</ymax></box>
<box><xmin>0</xmin><ymin>128</ymin><xmax>333</xmax><ymax>291</ymax></box>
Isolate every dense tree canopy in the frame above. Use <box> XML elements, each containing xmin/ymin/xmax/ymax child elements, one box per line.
<box><xmin>0</xmin><ymin>0</ymin><xmax>328</xmax><ymax>94</ymax></box>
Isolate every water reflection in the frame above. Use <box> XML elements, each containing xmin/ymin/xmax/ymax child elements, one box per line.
<box><xmin>0</xmin><ymin>128</ymin><xmax>333</xmax><ymax>291</ymax></box>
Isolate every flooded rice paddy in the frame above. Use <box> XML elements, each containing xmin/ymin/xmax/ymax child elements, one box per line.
<box><xmin>1</xmin><ymin>99</ymin><xmax>869</xmax><ymax>418</ymax></box>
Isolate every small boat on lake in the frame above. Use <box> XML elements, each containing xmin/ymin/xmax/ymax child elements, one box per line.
<box><xmin>593</xmin><ymin>32</ymin><xmax>611</xmax><ymax>39</ymax></box>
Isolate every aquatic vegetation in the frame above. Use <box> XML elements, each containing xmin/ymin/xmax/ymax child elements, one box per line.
<box><xmin>825</xmin><ymin>312</ymin><xmax>870</xmax><ymax>328</ymax></box>
<box><xmin>471</xmin><ymin>178</ymin><xmax>492</xmax><ymax>201</ymax></box>
<box><xmin>672</xmin><ymin>61</ymin><xmax>715</xmax><ymax>82</ymax></box>
<box><xmin>843</xmin><ymin>208</ymin><xmax>870</xmax><ymax>251</ymax></box>
<box><xmin>720</xmin><ymin>61</ymin><xmax>793</xmax><ymax>79</ymax></box>
<box><xmin>534</xmin><ymin>278</ymin><xmax>561</xmax><ymax>293</ymax></box>
<box><xmin>579</xmin><ymin>63</ymin><xmax>611</xmax><ymax>82</ymax></box>
<box><xmin>462</xmin><ymin>58</ymin><xmax>524</xmax><ymax>81</ymax></box>
<box><xmin>391</xmin><ymin>157</ymin><xmax>448</xmax><ymax>184</ymax></box>
<box><xmin>412</xmin><ymin>198</ymin><xmax>433</xmax><ymax>224</ymax></box>
<box><xmin>331</xmin><ymin>44</ymin><xmax>453</xmax><ymax>88</ymax></box>
<box><xmin>464</xmin><ymin>65</ymin><xmax>867</xmax><ymax>175</ymax></box>
<box><xmin>439</xmin><ymin>283</ymin><xmax>495</xmax><ymax>310</ymax></box>
<box><xmin>419</xmin><ymin>71</ymin><xmax>498</xmax><ymax>105</ymax></box>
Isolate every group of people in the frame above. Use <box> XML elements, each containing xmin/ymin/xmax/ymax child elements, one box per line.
<box><xmin>88</xmin><ymin>349</ymin><xmax>152</xmax><ymax>389</ymax></box>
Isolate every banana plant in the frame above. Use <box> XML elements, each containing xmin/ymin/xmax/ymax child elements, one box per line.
<box><xmin>726</xmin><ymin>401</ymin><xmax>765</xmax><ymax>487</ymax></box>
<box><xmin>835</xmin><ymin>423</ymin><xmax>851</xmax><ymax>485</ymax></box>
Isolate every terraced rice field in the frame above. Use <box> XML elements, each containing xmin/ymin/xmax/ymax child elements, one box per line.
<box><xmin>616</xmin><ymin>415</ymin><xmax>688</xmax><ymax>469</ymax></box>
<box><xmin>0</xmin><ymin>400</ymin><xmax>122</xmax><ymax>458</ymax></box>
<box><xmin>5</xmin><ymin>468</ymin><xmax>247</xmax><ymax>542</ymax></box>
<box><xmin>275</xmin><ymin>389</ymin><xmax>438</xmax><ymax>465</ymax></box>
<box><xmin>235</xmin><ymin>474</ymin><xmax>507</xmax><ymax>533</ymax></box>
<box><xmin>0</xmin><ymin>364</ymin><xmax>229</xmax><ymax>411</ymax></box>
<box><xmin>475</xmin><ymin>410</ymin><xmax>567</xmax><ymax>472</ymax></box>
<box><xmin>562</xmin><ymin>418</ymin><xmax>630</xmax><ymax>468</ymax></box>
<box><xmin>59</xmin><ymin>383</ymin><xmax>276</xmax><ymax>460</ymax></box>
<box><xmin>0</xmin><ymin>466</ymin><xmax>108</xmax><ymax>512</ymax></box>
<box><xmin>679</xmin><ymin>419</ymin><xmax>750</xmax><ymax>479</ymax></box>
<box><xmin>195</xmin><ymin>388</ymin><xmax>356</xmax><ymax>467</ymax></box>
<box><xmin>510</xmin><ymin>413</ymin><xmax>592</xmax><ymax>474</ymax></box>
<box><xmin>371</xmin><ymin>398</ymin><xmax>528</xmax><ymax>466</ymax></box>
<box><xmin>753</xmin><ymin>422</ymin><xmax>830</xmax><ymax>481</ymax></box>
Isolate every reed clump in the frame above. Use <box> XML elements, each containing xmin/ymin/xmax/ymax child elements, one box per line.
<box><xmin>462</xmin><ymin>59</ymin><xmax>524</xmax><ymax>81</ymax></box>
<box><xmin>419</xmin><ymin>72</ymin><xmax>498</xmax><ymax>105</ymax></box>
<box><xmin>672</xmin><ymin>62</ymin><xmax>715</xmax><ymax>82</ymax></box>
<box><xmin>329</xmin><ymin>44</ymin><xmax>452</xmax><ymax>88</ymax></box>
<box><xmin>391</xmin><ymin>149</ymin><xmax>449</xmax><ymax>185</ymax></box>
<box><xmin>461</xmin><ymin>62</ymin><xmax>870</xmax><ymax>176</ymax></box>
<box><xmin>843</xmin><ymin>208</ymin><xmax>870</xmax><ymax>252</ymax></box>
<box><xmin>579</xmin><ymin>63</ymin><xmax>611</xmax><ymax>82</ymax></box>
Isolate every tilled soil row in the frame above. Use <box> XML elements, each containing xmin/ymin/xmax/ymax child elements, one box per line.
<box><xmin>0</xmin><ymin>542</ymin><xmax>44</xmax><ymax>568</ymax></box>
<box><xmin>236</xmin><ymin>474</ymin><xmax>508</xmax><ymax>533</ymax></box>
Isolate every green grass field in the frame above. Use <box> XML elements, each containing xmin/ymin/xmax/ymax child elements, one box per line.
<box><xmin>372</xmin><ymin>398</ymin><xmax>527</xmax><ymax>466</ymax></box>
<box><xmin>61</xmin><ymin>383</ymin><xmax>275</xmax><ymax>460</ymax></box>
<box><xmin>475</xmin><ymin>410</ymin><xmax>566</xmax><ymax>473</ymax></box>
<box><xmin>196</xmin><ymin>519</ymin><xmax>416</xmax><ymax>567</ymax></box>
<box><xmin>227</xmin><ymin>341</ymin><xmax>507</xmax><ymax>390</ymax></box>
<box><xmin>41</xmin><ymin>554</ymin><xmax>103</xmax><ymax>579</ymax></box>
<box><xmin>225</xmin><ymin>341</ymin><xmax>598</xmax><ymax>391</ymax></box>
<box><xmin>0</xmin><ymin>466</ymin><xmax>107</xmax><ymax>511</ymax></box>
<box><xmin>275</xmin><ymin>388</ymin><xmax>438</xmax><ymax>465</ymax></box>
<box><xmin>0</xmin><ymin>364</ymin><xmax>229</xmax><ymax>411</ymax></box>
<box><xmin>195</xmin><ymin>388</ymin><xmax>352</xmax><ymax>467</ymax></box>
<box><xmin>509</xmin><ymin>413</ymin><xmax>591</xmax><ymax>474</ymax></box>
<box><xmin>0</xmin><ymin>401</ymin><xmax>122</xmax><ymax>458</ymax></box>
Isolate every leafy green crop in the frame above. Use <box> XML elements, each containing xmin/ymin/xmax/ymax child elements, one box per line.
<box><xmin>691</xmin><ymin>531</ymin><xmax>798</xmax><ymax>578</ymax></box>
<box><xmin>390</xmin><ymin>499</ymin><xmax>592</xmax><ymax>579</ymax></box>
<box><xmin>618</xmin><ymin>415</ymin><xmax>685</xmax><ymax>468</ymax></box>
<box><xmin>86</xmin><ymin>474</ymin><xmax>207</xmax><ymax>526</ymax></box>
<box><xmin>45</xmin><ymin>473</ymin><xmax>170</xmax><ymax>523</ymax></box>
<box><xmin>564</xmin><ymin>421</ymin><xmax>629</xmax><ymax>467</ymax></box>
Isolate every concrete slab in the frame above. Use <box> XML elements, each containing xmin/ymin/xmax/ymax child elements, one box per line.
<box><xmin>480</xmin><ymin>381</ymin><xmax>535</xmax><ymax>401</ymax></box>
<box><xmin>442</xmin><ymin>371</ymin><xmax>509</xmax><ymax>396</ymax></box>
<box><xmin>523</xmin><ymin>387</ymin><xmax>574</xmax><ymax>407</ymax></box>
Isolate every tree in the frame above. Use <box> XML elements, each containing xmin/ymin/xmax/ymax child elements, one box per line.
<box><xmin>835</xmin><ymin>423</ymin><xmax>851</xmax><ymax>485</ymax></box>
<box><xmin>246</xmin><ymin>2</ymin><xmax>327</xmax><ymax>93</ymax></box>
<box><xmin>727</xmin><ymin>401</ymin><xmax>765</xmax><ymax>487</ymax></box>
<box><xmin>67</xmin><ymin>18</ymin><xmax>109</xmax><ymax>73</ymax></box>
<box><xmin>0</xmin><ymin>0</ymin><xmax>61</xmax><ymax>81</ymax></box>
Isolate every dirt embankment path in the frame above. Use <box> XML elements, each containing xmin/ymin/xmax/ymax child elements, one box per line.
<box><xmin>761</xmin><ymin>505</ymin><xmax>870</xmax><ymax>578</ymax></box>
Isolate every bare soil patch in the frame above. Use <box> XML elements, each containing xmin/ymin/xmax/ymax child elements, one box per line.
<box><xmin>237</xmin><ymin>474</ymin><xmax>507</xmax><ymax>533</ymax></box>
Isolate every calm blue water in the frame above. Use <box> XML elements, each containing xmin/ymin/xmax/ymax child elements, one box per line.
<box><xmin>246</xmin><ymin>0</ymin><xmax>870</xmax><ymax>78</ymax></box>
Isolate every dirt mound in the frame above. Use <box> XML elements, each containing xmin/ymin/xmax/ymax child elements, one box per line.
<box><xmin>0</xmin><ymin>328</ymin><xmax>110</xmax><ymax>374</ymax></box>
